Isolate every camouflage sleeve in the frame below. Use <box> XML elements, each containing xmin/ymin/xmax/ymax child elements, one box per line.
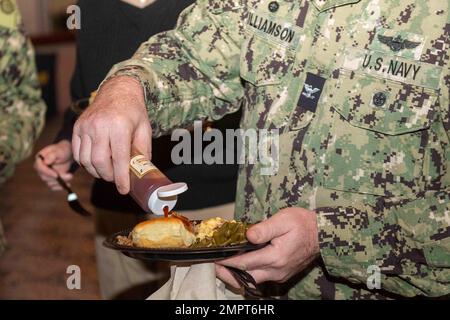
<box><xmin>317</xmin><ymin>191</ymin><xmax>450</xmax><ymax>298</ymax></box>
<box><xmin>0</xmin><ymin>26</ymin><xmax>46</xmax><ymax>184</ymax></box>
<box><xmin>103</xmin><ymin>0</ymin><xmax>245</xmax><ymax>137</ymax></box>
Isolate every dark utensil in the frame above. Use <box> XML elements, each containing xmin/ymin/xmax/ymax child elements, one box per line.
<box><xmin>38</xmin><ymin>154</ymin><xmax>92</xmax><ymax>217</ymax></box>
<box><xmin>225</xmin><ymin>266</ymin><xmax>265</xmax><ymax>298</ymax></box>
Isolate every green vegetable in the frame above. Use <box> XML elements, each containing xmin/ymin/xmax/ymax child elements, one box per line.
<box><xmin>191</xmin><ymin>221</ymin><xmax>251</xmax><ymax>248</ymax></box>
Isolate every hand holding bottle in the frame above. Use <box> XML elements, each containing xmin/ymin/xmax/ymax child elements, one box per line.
<box><xmin>72</xmin><ymin>76</ymin><xmax>152</xmax><ymax>195</ymax></box>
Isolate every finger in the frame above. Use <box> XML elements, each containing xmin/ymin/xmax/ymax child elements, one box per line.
<box><xmin>248</xmin><ymin>269</ymin><xmax>275</xmax><ymax>284</ymax></box>
<box><xmin>46</xmin><ymin>181</ymin><xmax>61</xmax><ymax>190</ymax></box>
<box><xmin>54</xmin><ymin>141</ymin><xmax>73</xmax><ymax>164</ymax></box>
<box><xmin>50</xmin><ymin>185</ymin><xmax>63</xmax><ymax>191</ymax></box>
<box><xmin>132</xmin><ymin>120</ymin><xmax>152</xmax><ymax>160</ymax></box>
<box><xmin>110</xmin><ymin>126</ymin><xmax>131</xmax><ymax>194</ymax></box>
<box><xmin>47</xmin><ymin>180</ymin><xmax>60</xmax><ymax>187</ymax></box>
<box><xmin>38</xmin><ymin>171</ymin><xmax>71</xmax><ymax>184</ymax></box>
<box><xmin>216</xmin><ymin>244</ymin><xmax>277</xmax><ymax>271</ymax></box>
<box><xmin>52</xmin><ymin>163</ymin><xmax>72</xmax><ymax>176</ymax></box>
<box><xmin>79</xmin><ymin>135</ymin><xmax>101</xmax><ymax>179</ymax></box>
<box><xmin>38</xmin><ymin>144</ymin><xmax>56</xmax><ymax>158</ymax></box>
<box><xmin>72</xmin><ymin>134</ymin><xmax>81</xmax><ymax>164</ymax></box>
<box><xmin>91</xmin><ymin>132</ymin><xmax>114</xmax><ymax>182</ymax></box>
<box><xmin>34</xmin><ymin>158</ymin><xmax>57</xmax><ymax>179</ymax></box>
<box><xmin>47</xmin><ymin>179</ymin><xmax>71</xmax><ymax>189</ymax></box>
<box><xmin>251</xmin><ymin>263</ymin><xmax>310</xmax><ymax>284</ymax></box>
<box><xmin>215</xmin><ymin>264</ymin><xmax>242</xmax><ymax>289</ymax></box>
<box><xmin>38</xmin><ymin>149</ymin><xmax>58</xmax><ymax>167</ymax></box>
<box><xmin>38</xmin><ymin>174</ymin><xmax>57</xmax><ymax>183</ymax></box>
<box><xmin>60</xmin><ymin>173</ymin><xmax>74</xmax><ymax>181</ymax></box>
<box><xmin>246</xmin><ymin>212</ymin><xmax>292</xmax><ymax>244</ymax></box>
<box><xmin>46</xmin><ymin>172</ymin><xmax>72</xmax><ymax>183</ymax></box>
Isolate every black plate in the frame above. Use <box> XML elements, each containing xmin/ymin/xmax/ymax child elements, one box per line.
<box><xmin>103</xmin><ymin>228</ymin><xmax>267</xmax><ymax>263</ymax></box>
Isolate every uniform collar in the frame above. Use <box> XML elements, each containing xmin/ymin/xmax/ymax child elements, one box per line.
<box><xmin>312</xmin><ymin>0</ymin><xmax>361</xmax><ymax>12</ymax></box>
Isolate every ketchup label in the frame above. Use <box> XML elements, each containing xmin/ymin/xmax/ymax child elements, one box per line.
<box><xmin>130</xmin><ymin>155</ymin><xmax>157</xmax><ymax>178</ymax></box>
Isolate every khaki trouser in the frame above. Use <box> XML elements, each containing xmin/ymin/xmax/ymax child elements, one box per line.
<box><xmin>94</xmin><ymin>202</ymin><xmax>235</xmax><ymax>299</ymax></box>
<box><xmin>94</xmin><ymin>208</ymin><xmax>168</xmax><ymax>299</ymax></box>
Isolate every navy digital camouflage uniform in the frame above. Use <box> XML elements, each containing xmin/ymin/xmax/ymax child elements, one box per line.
<box><xmin>0</xmin><ymin>0</ymin><xmax>46</xmax><ymax>255</ymax></box>
<box><xmin>104</xmin><ymin>0</ymin><xmax>450</xmax><ymax>299</ymax></box>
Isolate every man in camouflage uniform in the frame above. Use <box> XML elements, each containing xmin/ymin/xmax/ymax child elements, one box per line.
<box><xmin>73</xmin><ymin>0</ymin><xmax>449</xmax><ymax>299</ymax></box>
<box><xmin>0</xmin><ymin>0</ymin><xmax>46</xmax><ymax>255</ymax></box>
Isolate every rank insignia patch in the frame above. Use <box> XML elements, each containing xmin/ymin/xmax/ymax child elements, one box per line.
<box><xmin>298</xmin><ymin>73</ymin><xmax>326</xmax><ymax>113</ymax></box>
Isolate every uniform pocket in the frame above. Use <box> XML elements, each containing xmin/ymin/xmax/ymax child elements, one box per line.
<box><xmin>322</xmin><ymin>69</ymin><xmax>438</xmax><ymax>197</ymax></box>
<box><xmin>240</xmin><ymin>33</ymin><xmax>295</xmax><ymax>86</ymax></box>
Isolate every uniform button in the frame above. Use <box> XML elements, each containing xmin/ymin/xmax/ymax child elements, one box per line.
<box><xmin>373</xmin><ymin>92</ymin><xmax>387</xmax><ymax>107</ymax></box>
<box><xmin>268</xmin><ymin>1</ymin><xmax>279</xmax><ymax>12</ymax></box>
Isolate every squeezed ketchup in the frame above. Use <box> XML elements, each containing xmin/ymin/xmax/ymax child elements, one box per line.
<box><xmin>163</xmin><ymin>206</ymin><xmax>169</xmax><ymax>218</ymax></box>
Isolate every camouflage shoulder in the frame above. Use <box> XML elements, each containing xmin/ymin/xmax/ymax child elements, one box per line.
<box><xmin>199</xmin><ymin>0</ymin><xmax>243</xmax><ymax>13</ymax></box>
<box><xmin>0</xmin><ymin>0</ymin><xmax>20</xmax><ymax>30</ymax></box>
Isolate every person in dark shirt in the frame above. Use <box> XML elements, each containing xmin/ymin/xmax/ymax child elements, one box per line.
<box><xmin>34</xmin><ymin>0</ymin><xmax>240</xmax><ymax>299</ymax></box>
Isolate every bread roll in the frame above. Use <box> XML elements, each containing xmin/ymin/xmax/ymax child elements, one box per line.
<box><xmin>131</xmin><ymin>214</ymin><xmax>196</xmax><ymax>248</ymax></box>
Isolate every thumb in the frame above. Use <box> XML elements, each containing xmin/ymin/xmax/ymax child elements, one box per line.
<box><xmin>132</xmin><ymin>121</ymin><xmax>152</xmax><ymax>160</ymax></box>
<box><xmin>54</xmin><ymin>141</ymin><xmax>73</xmax><ymax>164</ymax></box>
<box><xmin>39</xmin><ymin>148</ymin><xmax>57</xmax><ymax>166</ymax></box>
<box><xmin>246</xmin><ymin>211</ymin><xmax>290</xmax><ymax>244</ymax></box>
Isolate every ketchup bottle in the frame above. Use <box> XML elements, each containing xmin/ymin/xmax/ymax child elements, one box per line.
<box><xmin>129</xmin><ymin>150</ymin><xmax>187</xmax><ymax>215</ymax></box>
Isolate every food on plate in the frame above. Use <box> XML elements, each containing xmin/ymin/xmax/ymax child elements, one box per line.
<box><xmin>129</xmin><ymin>213</ymin><xmax>196</xmax><ymax>248</ymax></box>
<box><xmin>191</xmin><ymin>217</ymin><xmax>250</xmax><ymax>248</ymax></box>
<box><xmin>116</xmin><ymin>235</ymin><xmax>133</xmax><ymax>247</ymax></box>
<box><xmin>116</xmin><ymin>212</ymin><xmax>251</xmax><ymax>249</ymax></box>
<box><xmin>195</xmin><ymin>217</ymin><xmax>227</xmax><ymax>240</ymax></box>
